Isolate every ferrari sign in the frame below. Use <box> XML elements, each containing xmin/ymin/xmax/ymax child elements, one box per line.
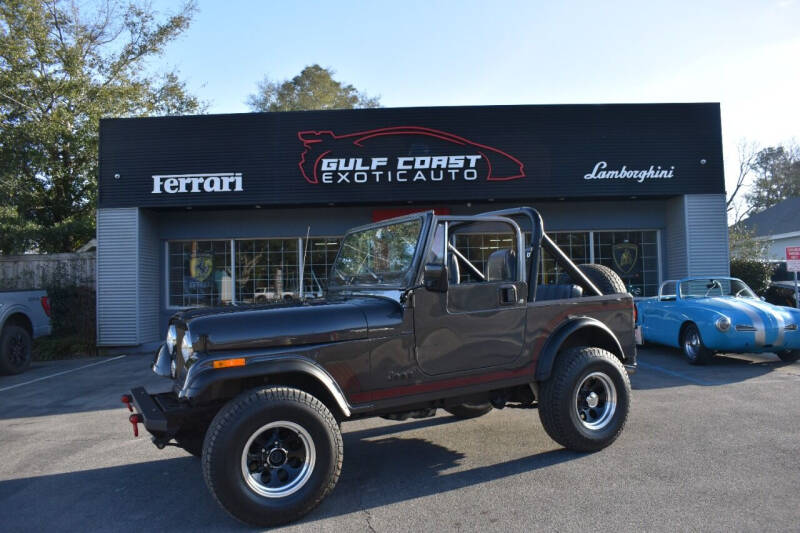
<box><xmin>786</xmin><ymin>246</ymin><xmax>800</xmax><ymax>272</ymax></box>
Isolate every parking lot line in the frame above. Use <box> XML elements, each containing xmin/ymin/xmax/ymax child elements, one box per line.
<box><xmin>0</xmin><ymin>355</ymin><xmax>127</xmax><ymax>392</ymax></box>
<box><xmin>636</xmin><ymin>360</ymin><xmax>715</xmax><ymax>386</ymax></box>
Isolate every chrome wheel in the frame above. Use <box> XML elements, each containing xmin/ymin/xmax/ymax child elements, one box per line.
<box><xmin>574</xmin><ymin>371</ymin><xmax>617</xmax><ymax>430</ymax></box>
<box><xmin>684</xmin><ymin>328</ymin><xmax>701</xmax><ymax>360</ymax></box>
<box><xmin>241</xmin><ymin>421</ymin><xmax>316</xmax><ymax>498</ymax></box>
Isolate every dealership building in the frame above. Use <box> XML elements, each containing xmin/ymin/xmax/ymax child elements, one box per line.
<box><xmin>96</xmin><ymin>103</ymin><xmax>728</xmax><ymax>347</ymax></box>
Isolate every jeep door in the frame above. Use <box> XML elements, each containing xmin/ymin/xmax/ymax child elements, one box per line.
<box><xmin>413</xmin><ymin>218</ymin><xmax>527</xmax><ymax>375</ymax></box>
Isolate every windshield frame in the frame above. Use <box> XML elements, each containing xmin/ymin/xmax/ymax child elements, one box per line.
<box><xmin>677</xmin><ymin>277</ymin><xmax>758</xmax><ymax>300</ymax></box>
<box><xmin>326</xmin><ymin>212</ymin><xmax>433</xmax><ymax>292</ymax></box>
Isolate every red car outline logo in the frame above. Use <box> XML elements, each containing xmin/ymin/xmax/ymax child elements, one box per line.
<box><xmin>297</xmin><ymin>126</ymin><xmax>526</xmax><ymax>184</ymax></box>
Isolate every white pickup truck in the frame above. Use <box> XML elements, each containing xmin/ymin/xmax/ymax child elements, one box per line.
<box><xmin>0</xmin><ymin>290</ymin><xmax>52</xmax><ymax>374</ymax></box>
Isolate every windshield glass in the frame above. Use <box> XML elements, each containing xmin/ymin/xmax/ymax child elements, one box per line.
<box><xmin>329</xmin><ymin>218</ymin><xmax>423</xmax><ymax>288</ymax></box>
<box><xmin>679</xmin><ymin>278</ymin><xmax>757</xmax><ymax>299</ymax></box>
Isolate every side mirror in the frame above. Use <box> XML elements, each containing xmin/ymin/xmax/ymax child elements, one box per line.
<box><xmin>423</xmin><ymin>263</ymin><xmax>448</xmax><ymax>293</ymax></box>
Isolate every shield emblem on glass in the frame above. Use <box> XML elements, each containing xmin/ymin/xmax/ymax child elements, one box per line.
<box><xmin>190</xmin><ymin>253</ymin><xmax>214</xmax><ymax>281</ymax></box>
<box><xmin>612</xmin><ymin>242</ymin><xmax>638</xmax><ymax>275</ymax></box>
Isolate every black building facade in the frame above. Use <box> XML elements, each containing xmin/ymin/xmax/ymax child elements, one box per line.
<box><xmin>96</xmin><ymin>103</ymin><xmax>728</xmax><ymax>347</ymax></box>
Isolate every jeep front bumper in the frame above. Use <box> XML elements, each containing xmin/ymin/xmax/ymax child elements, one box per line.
<box><xmin>123</xmin><ymin>387</ymin><xmax>216</xmax><ymax>446</ymax></box>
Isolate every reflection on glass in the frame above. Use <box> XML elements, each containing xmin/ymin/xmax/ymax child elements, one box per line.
<box><xmin>303</xmin><ymin>238</ymin><xmax>340</xmax><ymax>297</ymax></box>
<box><xmin>330</xmin><ymin>219</ymin><xmax>422</xmax><ymax>288</ymax></box>
<box><xmin>168</xmin><ymin>240</ymin><xmax>232</xmax><ymax>307</ymax></box>
<box><xmin>236</xmin><ymin>239</ymin><xmax>299</xmax><ymax>303</ymax></box>
<box><xmin>593</xmin><ymin>231</ymin><xmax>658</xmax><ymax>297</ymax></box>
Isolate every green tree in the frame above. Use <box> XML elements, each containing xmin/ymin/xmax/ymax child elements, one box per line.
<box><xmin>0</xmin><ymin>0</ymin><xmax>203</xmax><ymax>254</ymax></box>
<box><xmin>247</xmin><ymin>64</ymin><xmax>380</xmax><ymax>112</ymax></box>
<box><xmin>728</xmin><ymin>224</ymin><xmax>773</xmax><ymax>296</ymax></box>
<box><xmin>728</xmin><ymin>224</ymin><xmax>768</xmax><ymax>260</ymax></box>
<box><xmin>745</xmin><ymin>143</ymin><xmax>800</xmax><ymax>214</ymax></box>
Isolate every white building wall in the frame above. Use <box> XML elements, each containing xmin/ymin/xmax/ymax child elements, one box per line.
<box><xmin>97</xmin><ymin>208</ymin><xmax>140</xmax><ymax>346</ymax></box>
<box><xmin>685</xmin><ymin>194</ymin><xmax>730</xmax><ymax>276</ymax></box>
<box><xmin>762</xmin><ymin>234</ymin><xmax>800</xmax><ymax>262</ymax></box>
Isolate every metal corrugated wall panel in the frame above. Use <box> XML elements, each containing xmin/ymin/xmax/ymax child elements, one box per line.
<box><xmin>138</xmin><ymin>210</ymin><xmax>161</xmax><ymax>344</ymax></box>
<box><xmin>685</xmin><ymin>194</ymin><xmax>730</xmax><ymax>276</ymax></box>
<box><xmin>665</xmin><ymin>196</ymin><xmax>688</xmax><ymax>279</ymax></box>
<box><xmin>96</xmin><ymin>208</ymin><xmax>139</xmax><ymax>345</ymax></box>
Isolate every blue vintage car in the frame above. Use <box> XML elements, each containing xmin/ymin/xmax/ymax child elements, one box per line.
<box><xmin>635</xmin><ymin>277</ymin><xmax>800</xmax><ymax>364</ymax></box>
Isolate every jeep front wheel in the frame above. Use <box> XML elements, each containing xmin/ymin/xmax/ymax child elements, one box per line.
<box><xmin>202</xmin><ymin>386</ymin><xmax>343</xmax><ymax>527</ymax></box>
<box><xmin>538</xmin><ymin>347</ymin><xmax>631</xmax><ymax>452</ymax></box>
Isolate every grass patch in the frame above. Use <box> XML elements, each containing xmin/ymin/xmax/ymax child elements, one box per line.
<box><xmin>33</xmin><ymin>335</ymin><xmax>97</xmax><ymax>361</ymax></box>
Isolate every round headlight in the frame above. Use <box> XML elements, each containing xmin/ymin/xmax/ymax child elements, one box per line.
<box><xmin>166</xmin><ymin>324</ymin><xmax>177</xmax><ymax>352</ymax></box>
<box><xmin>181</xmin><ymin>330</ymin><xmax>194</xmax><ymax>361</ymax></box>
<box><xmin>715</xmin><ymin>316</ymin><xmax>731</xmax><ymax>332</ymax></box>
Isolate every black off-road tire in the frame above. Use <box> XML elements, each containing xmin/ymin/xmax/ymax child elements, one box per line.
<box><xmin>445</xmin><ymin>403</ymin><xmax>493</xmax><ymax>419</ymax></box>
<box><xmin>680</xmin><ymin>323</ymin><xmax>713</xmax><ymax>365</ymax></box>
<box><xmin>777</xmin><ymin>350</ymin><xmax>800</xmax><ymax>363</ymax></box>
<box><xmin>0</xmin><ymin>324</ymin><xmax>33</xmax><ymax>375</ymax></box>
<box><xmin>175</xmin><ymin>430</ymin><xmax>206</xmax><ymax>458</ymax></box>
<box><xmin>576</xmin><ymin>264</ymin><xmax>627</xmax><ymax>295</ymax></box>
<box><xmin>202</xmin><ymin>386</ymin><xmax>343</xmax><ymax>528</ymax></box>
<box><xmin>538</xmin><ymin>347</ymin><xmax>631</xmax><ymax>452</ymax></box>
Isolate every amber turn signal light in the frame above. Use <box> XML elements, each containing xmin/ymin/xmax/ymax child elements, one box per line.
<box><xmin>212</xmin><ymin>358</ymin><xmax>246</xmax><ymax>369</ymax></box>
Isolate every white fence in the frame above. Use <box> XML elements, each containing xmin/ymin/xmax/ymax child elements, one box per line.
<box><xmin>0</xmin><ymin>252</ymin><xmax>96</xmax><ymax>290</ymax></box>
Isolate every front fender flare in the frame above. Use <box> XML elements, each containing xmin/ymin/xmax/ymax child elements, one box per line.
<box><xmin>535</xmin><ymin>316</ymin><xmax>625</xmax><ymax>381</ymax></box>
<box><xmin>181</xmin><ymin>355</ymin><xmax>353</xmax><ymax>417</ymax></box>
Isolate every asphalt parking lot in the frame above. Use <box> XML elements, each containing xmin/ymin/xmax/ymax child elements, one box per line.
<box><xmin>1</xmin><ymin>348</ymin><xmax>799</xmax><ymax>532</ymax></box>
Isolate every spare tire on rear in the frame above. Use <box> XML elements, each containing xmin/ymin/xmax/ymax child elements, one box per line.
<box><xmin>561</xmin><ymin>264</ymin><xmax>626</xmax><ymax>295</ymax></box>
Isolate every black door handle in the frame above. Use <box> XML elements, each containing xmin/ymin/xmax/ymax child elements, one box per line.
<box><xmin>498</xmin><ymin>285</ymin><xmax>517</xmax><ymax>305</ymax></box>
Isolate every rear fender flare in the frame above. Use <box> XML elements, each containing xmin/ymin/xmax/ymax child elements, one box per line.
<box><xmin>182</xmin><ymin>355</ymin><xmax>352</xmax><ymax>417</ymax></box>
<box><xmin>535</xmin><ymin>317</ymin><xmax>625</xmax><ymax>381</ymax></box>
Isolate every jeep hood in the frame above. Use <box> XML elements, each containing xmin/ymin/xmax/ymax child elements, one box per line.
<box><xmin>173</xmin><ymin>296</ymin><xmax>402</xmax><ymax>352</ymax></box>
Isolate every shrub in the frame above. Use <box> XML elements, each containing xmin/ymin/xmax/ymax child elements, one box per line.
<box><xmin>730</xmin><ymin>258</ymin><xmax>774</xmax><ymax>296</ymax></box>
<box><xmin>37</xmin><ymin>284</ymin><xmax>97</xmax><ymax>359</ymax></box>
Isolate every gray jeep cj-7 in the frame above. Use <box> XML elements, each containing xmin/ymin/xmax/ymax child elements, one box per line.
<box><xmin>123</xmin><ymin>207</ymin><xmax>636</xmax><ymax>527</ymax></box>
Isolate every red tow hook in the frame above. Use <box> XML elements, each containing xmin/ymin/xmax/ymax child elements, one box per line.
<box><xmin>121</xmin><ymin>394</ymin><xmax>133</xmax><ymax>412</ymax></box>
<box><xmin>129</xmin><ymin>413</ymin><xmax>143</xmax><ymax>437</ymax></box>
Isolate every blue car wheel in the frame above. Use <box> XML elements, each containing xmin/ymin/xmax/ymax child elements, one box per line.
<box><xmin>681</xmin><ymin>323</ymin><xmax>713</xmax><ymax>365</ymax></box>
<box><xmin>778</xmin><ymin>350</ymin><xmax>800</xmax><ymax>363</ymax></box>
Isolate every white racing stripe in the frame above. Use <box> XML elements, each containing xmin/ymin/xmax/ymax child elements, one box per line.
<box><xmin>722</xmin><ymin>299</ymin><xmax>767</xmax><ymax>346</ymax></box>
<box><xmin>0</xmin><ymin>355</ymin><xmax>127</xmax><ymax>392</ymax></box>
<box><xmin>739</xmin><ymin>298</ymin><xmax>786</xmax><ymax>347</ymax></box>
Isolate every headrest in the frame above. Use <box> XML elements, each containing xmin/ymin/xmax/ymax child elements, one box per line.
<box><xmin>486</xmin><ymin>249</ymin><xmax>517</xmax><ymax>281</ymax></box>
<box><xmin>535</xmin><ymin>284</ymin><xmax>584</xmax><ymax>301</ymax></box>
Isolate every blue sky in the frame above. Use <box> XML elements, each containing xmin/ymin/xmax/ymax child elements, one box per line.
<box><xmin>150</xmin><ymin>0</ymin><xmax>800</xmax><ymax>199</ymax></box>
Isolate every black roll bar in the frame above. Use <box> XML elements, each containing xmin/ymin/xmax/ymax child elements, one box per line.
<box><xmin>477</xmin><ymin>207</ymin><xmax>603</xmax><ymax>298</ymax></box>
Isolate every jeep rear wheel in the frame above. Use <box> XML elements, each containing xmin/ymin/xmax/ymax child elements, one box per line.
<box><xmin>538</xmin><ymin>347</ymin><xmax>630</xmax><ymax>452</ymax></box>
<box><xmin>445</xmin><ymin>403</ymin><xmax>492</xmax><ymax>419</ymax></box>
<box><xmin>202</xmin><ymin>386</ymin><xmax>342</xmax><ymax>528</ymax></box>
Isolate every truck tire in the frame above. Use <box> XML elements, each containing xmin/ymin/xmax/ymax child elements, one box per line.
<box><xmin>538</xmin><ymin>346</ymin><xmax>630</xmax><ymax>452</ymax></box>
<box><xmin>202</xmin><ymin>386</ymin><xmax>343</xmax><ymax>528</ymax></box>
<box><xmin>0</xmin><ymin>324</ymin><xmax>33</xmax><ymax>375</ymax></box>
<box><xmin>680</xmin><ymin>323</ymin><xmax>713</xmax><ymax>365</ymax></box>
<box><xmin>445</xmin><ymin>403</ymin><xmax>493</xmax><ymax>419</ymax></box>
<box><xmin>574</xmin><ymin>264</ymin><xmax>627</xmax><ymax>295</ymax></box>
<box><xmin>777</xmin><ymin>350</ymin><xmax>800</xmax><ymax>363</ymax></box>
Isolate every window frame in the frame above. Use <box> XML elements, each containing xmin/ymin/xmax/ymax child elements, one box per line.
<box><xmin>164</xmin><ymin>234</ymin><xmax>342</xmax><ymax>310</ymax></box>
